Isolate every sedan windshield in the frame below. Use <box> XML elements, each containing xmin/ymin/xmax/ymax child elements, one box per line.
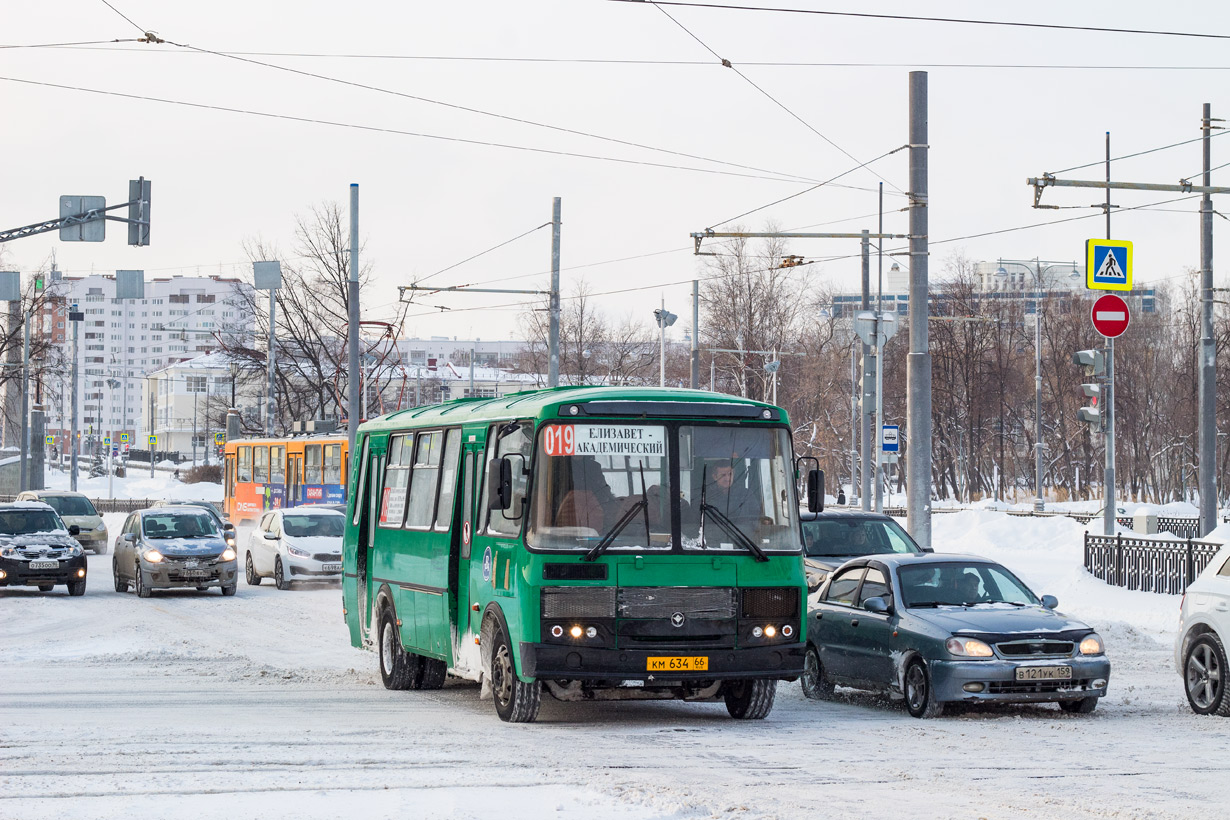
<box><xmin>803</xmin><ymin>518</ymin><xmax>920</xmax><ymax>558</ymax></box>
<box><xmin>898</xmin><ymin>562</ymin><xmax>1039</xmax><ymax>608</ymax></box>
<box><xmin>0</xmin><ymin>510</ymin><xmax>64</xmax><ymax>535</ymax></box>
<box><xmin>41</xmin><ymin>495</ymin><xmax>98</xmax><ymax>517</ymax></box>
<box><xmin>283</xmin><ymin>514</ymin><xmax>344</xmax><ymax>538</ymax></box>
<box><xmin>142</xmin><ymin>513</ymin><xmax>220</xmax><ymax>539</ymax></box>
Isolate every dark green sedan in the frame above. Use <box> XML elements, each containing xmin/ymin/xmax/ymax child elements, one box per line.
<box><xmin>803</xmin><ymin>553</ymin><xmax>1110</xmax><ymax>718</ymax></box>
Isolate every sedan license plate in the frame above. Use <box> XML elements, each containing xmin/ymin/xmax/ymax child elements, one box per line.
<box><xmin>1014</xmin><ymin>665</ymin><xmax>1072</xmax><ymax>681</ymax></box>
<box><xmin>181</xmin><ymin>569</ymin><xmax>208</xmax><ymax>579</ymax></box>
<box><xmin>29</xmin><ymin>560</ymin><xmax>58</xmax><ymax>570</ymax></box>
<box><xmin>322</xmin><ymin>563</ymin><xmax>342</xmax><ymax>572</ymax></box>
<box><xmin>183</xmin><ymin>559</ymin><xmax>200</xmax><ymax>569</ymax></box>
<box><xmin>647</xmin><ymin>656</ymin><xmax>709</xmax><ymax>672</ymax></box>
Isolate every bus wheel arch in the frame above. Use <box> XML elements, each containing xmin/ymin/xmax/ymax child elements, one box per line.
<box><xmin>480</xmin><ymin>604</ymin><xmax>541</xmax><ymax>723</ymax></box>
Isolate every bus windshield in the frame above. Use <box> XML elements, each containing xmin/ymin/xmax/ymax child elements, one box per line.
<box><xmin>528</xmin><ymin>423</ymin><xmax>799</xmax><ymax>554</ymax></box>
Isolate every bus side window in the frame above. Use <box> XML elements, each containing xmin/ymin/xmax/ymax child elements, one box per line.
<box><xmin>254</xmin><ymin>446</ymin><xmax>269</xmax><ymax>484</ymax></box>
<box><xmin>306</xmin><ymin>445</ymin><xmax>322</xmax><ymax>485</ymax></box>
<box><xmin>324</xmin><ymin>444</ymin><xmax>342</xmax><ymax>486</ymax></box>
<box><xmin>481</xmin><ymin>422</ymin><xmax>531</xmax><ymax>537</ymax></box>
<box><xmin>270</xmin><ymin>446</ymin><xmax>286</xmax><ymax>486</ymax></box>
<box><xmin>379</xmin><ymin>434</ymin><xmax>411</xmax><ymax>528</ymax></box>
<box><xmin>237</xmin><ymin>447</ymin><xmax>252</xmax><ymax>483</ymax></box>
<box><xmin>406</xmin><ymin>431</ymin><xmax>443</xmax><ymax>530</ymax></box>
<box><xmin>433</xmin><ymin>429</ymin><xmax>462</xmax><ymax>532</ymax></box>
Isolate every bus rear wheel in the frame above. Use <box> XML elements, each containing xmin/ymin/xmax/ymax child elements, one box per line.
<box><xmin>379</xmin><ymin>607</ymin><xmax>419</xmax><ymax>690</ymax></box>
<box><xmin>724</xmin><ymin>679</ymin><xmax>777</xmax><ymax>720</ymax></box>
<box><xmin>490</xmin><ymin>625</ymin><xmax>540</xmax><ymax>723</ymax></box>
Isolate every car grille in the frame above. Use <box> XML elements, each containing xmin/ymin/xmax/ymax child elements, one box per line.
<box><xmin>312</xmin><ymin>552</ymin><xmax>341</xmax><ymax>562</ymax></box>
<box><xmin>617</xmin><ymin>587</ymin><xmax>736</xmax><ymax>619</ymax></box>
<box><xmin>541</xmin><ymin>586</ymin><xmax>618</xmax><ymax>619</ymax></box>
<box><xmin>13</xmin><ymin>547</ymin><xmax>72</xmax><ymax>560</ymax></box>
<box><xmin>995</xmin><ymin>640</ymin><xmax>1074</xmax><ymax>658</ymax></box>
<box><xmin>164</xmin><ymin>554</ymin><xmax>222</xmax><ymax>564</ymax></box>
<box><xmin>742</xmin><ymin>587</ymin><xmax>799</xmax><ymax>618</ymax></box>
<box><xmin>988</xmin><ymin>679</ymin><xmax>1092</xmax><ymax>695</ymax></box>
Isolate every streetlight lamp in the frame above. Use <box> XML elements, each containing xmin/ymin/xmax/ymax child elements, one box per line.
<box><xmin>994</xmin><ymin>258</ymin><xmax>1080</xmax><ymax>511</ymax></box>
<box><xmin>653</xmin><ymin>300</ymin><xmax>678</xmax><ymax>388</ymax></box>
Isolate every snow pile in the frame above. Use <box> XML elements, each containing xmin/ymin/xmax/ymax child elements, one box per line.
<box><xmin>41</xmin><ymin>468</ymin><xmax>223</xmax><ymax>502</ymax></box>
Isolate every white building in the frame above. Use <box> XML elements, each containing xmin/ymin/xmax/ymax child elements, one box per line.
<box><xmin>143</xmin><ymin>352</ymin><xmax>263</xmax><ymax>461</ymax></box>
<box><xmin>40</xmin><ymin>273</ymin><xmax>255</xmax><ymax>458</ymax></box>
<box><xmin>396</xmin><ymin>337</ymin><xmax>527</xmax><ymax>369</ymax></box>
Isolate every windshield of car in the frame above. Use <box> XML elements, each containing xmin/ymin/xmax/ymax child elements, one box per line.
<box><xmin>142</xmin><ymin>513</ymin><xmax>220</xmax><ymax>539</ymax></box>
<box><xmin>0</xmin><ymin>510</ymin><xmax>65</xmax><ymax>535</ymax></box>
<box><xmin>282</xmin><ymin>514</ymin><xmax>344</xmax><ymax>538</ymax></box>
<box><xmin>680</xmin><ymin>425</ymin><xmax>799</xmax><ymax>553</ymax></box>
<box><xmin>898</xmin><ymin>562</ymin><xmax>1039</xmax><ymax>608</ymax></box>
<box><xmin>40</xmin><ymin>495</ymin><xmax>98</xmax><ymax>517</ymax></box>
<box><xmin>802</xmin><ymin>518</ymin><xmax>920</xmax><ymax>558</ymax></box>
<box><xmin>529</xmin><ymin>423</ymin><xmax>672</xmax><ymax>551</ymax></box>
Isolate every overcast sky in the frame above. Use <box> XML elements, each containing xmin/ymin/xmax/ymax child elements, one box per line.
<box><xmin>3</xmin><ymin>1</ymin><xmax>1229</xmax><ymax>343</ymax></box>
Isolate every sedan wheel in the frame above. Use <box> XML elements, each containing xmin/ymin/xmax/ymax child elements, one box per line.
<box><xmin>135</xmin><ymin>564</ymin><xmax>152</xmax><ymax>598</ymax></box>
<box><xmin>112</xmin><ymin>558</ymin><xmax>127</xmax><ymax>593</ymax></box>
<box><xmin>245</xmin><ymin>552</ymin><xmax>262</xmax><ymax>586</ymax></box>
<box><xmin>1185</xmin><ymin>633</ymin><xmax>1230</xmax><ymax>716</ymax></box>
<box><xmin>274</xmin><ymin>557</ymin><xmax>292</xmax><ymax>591</ymax></box>
<box><xmin>801</xmin><ymin>645</ymin><xmax>834</xmax><ymax>700</ymax></box>
<box><xmin>904</xmin><ymin>658</ymin><xmax>944</xmax><ymax>719</ymax></box>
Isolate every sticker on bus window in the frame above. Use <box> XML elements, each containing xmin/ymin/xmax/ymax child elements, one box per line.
<box><xmin>380</xmin><ymin>486</ymin><xmax>406</xmax><ymax>526</ymax></box>
<box><xmin>542</xmin><ymin>424</ymin><xmax>665</xmax><ymax>458</ymax></box>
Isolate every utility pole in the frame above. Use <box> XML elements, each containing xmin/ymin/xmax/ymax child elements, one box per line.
<box><xmin>860</xmin><ymin>230</ymin><xmax>872</xmax><ymax>511</ymax></box>
<box><xmin>348</xmin><ymin>183</ymin><xmax>360</xmax><ymax>454</ymax></box>
<box><xmin>906</xmin><ymin>70</ymin><xmax>932</xmax><ymax>548</ymax></box>
<box><xmin>851</xmin><ymin>345</ymin><xmax>858</xmax><ymax>506</ymax></box>
<box><xmin>19</xmin><ymin>299</ymin><xmax>30</xmax><ymax>491</ymax></box>
<box><xmin>1104</xmin><ymin>133</ymin><xmax>1117</xmax><ymax>538</ymax></box>
<box><xmin>875</xmin><ymin>183</ymin><xmax>885</xmax><ymax>513</ymax></box>
<box><xmin>1030</xmin><ymin>106</ymin><xmax>1227</xmax><ymax>534</ymax></box>
<box><xmin>691</xmin><ymin>279</ymin><xmax>700</xmax><ymax>390</ymax></box>
<box><xmin>549</xmin><ymin>197</ymin><xmax>561</xmax><ymax>388</ymax></box>
<box><xmin>69</xmin><ymin>303</ymin><xmax>81</xmax><ymax>491</ymax></box>
<box><xmin>469</xmin><ymin>347</ymin><xmax>475</xmax><ymax>397</ymax></box>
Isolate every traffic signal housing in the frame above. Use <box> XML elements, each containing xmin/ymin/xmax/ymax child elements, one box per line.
<box><xmin>1078</xmin><ymin>382</ymin><xmax>1104</xmax><ymax>433</ymax></box>
<box><xmin>1072</xmin><ymin>349</ymin><xmax>1106</xmax><ymax>378</ymax></box>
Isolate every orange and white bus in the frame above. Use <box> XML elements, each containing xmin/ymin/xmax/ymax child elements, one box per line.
<box><xmin>222</xmin><ymin>435</ymin><xmax>349</xmax><ymax>522</ymax></box>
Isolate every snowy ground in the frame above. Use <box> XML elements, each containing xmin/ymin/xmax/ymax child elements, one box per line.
<box><xmin>3</xmin><ymin>511</ymin><xmax>1230</xmax><ymax>820</ymax></box>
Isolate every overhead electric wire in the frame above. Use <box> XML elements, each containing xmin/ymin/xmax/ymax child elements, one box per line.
<box><xmin>97</xmin><ymin>0</ymin><xmax>146</xmax><ymax>36</ymax></box>
<box><xmin>608</xmin><ymin>1</ymin><xmax>1230</xmax><ymax>42</ymax></box>
<box><xmin>414</xmin><ymin>222</ymin><xmax>551</xmax><ymax>287</ymax></box>
<box><xmin>159</xmin><ymin>40</ymin><xmax>820</xmax><ymax>186</ymax></box>
<box><xmin>1052</xmin><ymin>130</ymin><xmax>1230</xmax><ymax>176</ymax></box>
<box><xmin>647</xmin><ymin>2</ymin><xmax>904</xmax><ymax>195</ymax></box>
<box><xmin>0</xmin><ymin>75</ymin><xmax>819</xmax><ymax>184</ymax></box>
<box><xmin>0</xmin><ymin>39</ymin><xmax>144</xmax><ymax>50</ymax></box>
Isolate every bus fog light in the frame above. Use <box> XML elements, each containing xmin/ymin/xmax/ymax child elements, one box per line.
<box><xmin>550</xmin><ymin>625</ymin><xmax>563</xmax><ymax>638</ymax></box>
<box><xmin>0</xmin><ymin>569</ymin><xmax>6</xmax><ymax>579</ymax></box>
<box><xmin>963</xmin><ymin>682</ymin><xmax>985</xmax><ymax>693</ymax></box>
<box><xmin>752</xmin><ymin>627</ymin><xmax>763</xmax><ymax>638</ymax></box>
<box><xmin>585</xmin><ymin>626</ymin><xmax>597</xmax><ymax>638</ymax></box>
<box><xmin>764</xmin><ymin>625</ymin><xmax>777</xmax><ymax>638</ymax></box>
<box><xmin>569</xmin><ymin>625</ymin><xmax>583</xmax><ymax>638</ymax></box>
<box><xmin>781</xmin><ymin>624</ymin><xmax>793</xmax><ymax>638</ymax></box>
<box><xmin>77</xmin><ymin>569</ymin><xmax>86</xmax><ymax>578</ymax></box>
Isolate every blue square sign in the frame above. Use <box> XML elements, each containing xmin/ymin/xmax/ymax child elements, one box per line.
<box><xmin>882</xmin><ymin>425</ymin><xmax>900</xmax><ymax>453</ymax></box>
<box><xmin>1086</xmin><ymin>239</ymin><xmax>1132</xmax><ymax>291</ymax></box>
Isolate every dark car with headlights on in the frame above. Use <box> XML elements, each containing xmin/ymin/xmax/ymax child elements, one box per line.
<box><xmin>0</xmin><ymin>503</ymin><xmax>87</xmax><ymax>595</ymax></box>
<box><xmin>802</xmin><ymin>553</ymin><xmax>1110</xmax><ymax>717</ymax></box>
<box><xmin>801</xmin><ymin>510</ymin><xmax>929</xmax><ymax>592</ymax></box>
<box><xmin>113</xmin><ymin>507</ymin><xmax>238</xmax><ymax>597</ymax></box>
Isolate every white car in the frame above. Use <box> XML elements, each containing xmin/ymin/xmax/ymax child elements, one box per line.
<box><xmin>1176</xmin><ymin>544</ymin><xmax>1230</xmax><ymax>715</ymax></box>
<box><xmin>245</xmin><ymin>508</ymin><xmax>344</xmax><ymax>590</ymax></box>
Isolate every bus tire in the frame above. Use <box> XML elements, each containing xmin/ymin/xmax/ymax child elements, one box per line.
<box><xmin>724</xmin><ymin>679</ymin><xmax>777</xmax><ymax>720</ymax></box>
<box><xmin>419</xmin><ymin>658</ymin><xmax>447</xmax><ymax>690</ymax></box>
<box><xmin>490</xmin><ymin>624</ymin><xmax>540</xmax><ymax>723</ymax></box>
<box><xmin>378</xmin><ymin>607</ymin><xmax>418</xmax><ymax>691</ymax></box>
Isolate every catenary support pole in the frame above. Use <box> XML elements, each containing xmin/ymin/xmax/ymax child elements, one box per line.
<box><xmin>1199</xmin><ymin>103</ymin><xmax>1217</xmax><ymax>536</ymax></box>
<box><xmin>851</xmin><ymin>345</ymin><xmax>858</xmax><ymax>506</ymax></box>
<box><xmin>691</xmin><ymin>279</ymin><xmax>700</xmax><ymax>390</ymax></box>
<box><xmin>1034</xmin><ymin>260</ymin><xmax>1044</xmax><ymax>512</ymax></box>
<box><xmin>266</xmin><ymin>287</ymin><xmax>276</xmax><ymax>437</ymax></box>
<box><xmin>70</xmin><ymin>305</ymin><xmax>79</xmax><ymax>492</ymax></box>
<box><xmin>348</xmin><ymin>183</ymin><xmax>360</xmax><ymax>455</ymax></box>
<box><xmin>906</xmin><ymin>70</ymin><xmax>932</xmax><ymax>548</ymax></box>
<box><xmin>860</xmin><ymin>230</ymin><xmax>872</xmax><ymax>511</ymax></box>
<box><xmin>19</xmin><ymin>304</ymin><xmax>29</xmax><ymax>491</ymax></box>
<box><xmin>875</xmin><ymin>183</ymin><xmax>885</xmax><ymax>513</ymax></box>
<box><xmin>548</xmin><ymin>197</ymin><xmax>561</xmax><ymax>388</ymax></box>
<box><xmin>1104</xmin><ymin>132</ymin><xmax>1117</xmax><ymax>537</ymax></box>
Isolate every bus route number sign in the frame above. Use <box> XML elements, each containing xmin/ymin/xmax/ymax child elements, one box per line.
<box><xmin>542</xmin><ymin>424</ymin><xmax>665</xmax><ymax>458</ymax></box>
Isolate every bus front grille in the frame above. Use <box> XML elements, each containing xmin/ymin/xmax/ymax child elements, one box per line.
<box><xmin>617</xmin><ymin>587</ymin><xmax>736</xmax><ymax>619</ymax></box>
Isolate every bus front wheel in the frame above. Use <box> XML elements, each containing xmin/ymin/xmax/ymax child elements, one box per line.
<box><xmin>379</xmin><ymin>607</ymin><xmax>419</xmax><ymax>690</ymax></box>
<box><xmin>724</xmin><ymin>679</ymin><xmax>777</xmax><ymax>720</ymax></box>
<box><xmin>490</xmin><ymin>625</ymin><xmax>540</xmax><ymax>723</ymax></box>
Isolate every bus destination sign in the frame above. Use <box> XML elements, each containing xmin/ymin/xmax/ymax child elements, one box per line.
<box><xmin>543</xmin><ymin>424</ymin><xmax>665</xmax><ymax>458</ymax></box>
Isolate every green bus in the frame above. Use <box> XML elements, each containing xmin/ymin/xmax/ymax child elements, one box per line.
<box><xmin>342</xmin><ymin>386</ymin><xmax>817</xmax><ymax>722</ymax></box>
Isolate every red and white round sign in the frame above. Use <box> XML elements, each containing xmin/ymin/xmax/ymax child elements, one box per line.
<box><xmin>1091</xmin><ymin>293</ymin><xmax>1130</xmax><ymax>339</ymax></box>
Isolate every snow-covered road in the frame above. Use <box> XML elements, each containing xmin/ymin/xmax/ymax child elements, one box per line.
<box><xmin>3</xmin><ymin>512</ymin><xmax>1230</xmax><ymax>819</ymax></box>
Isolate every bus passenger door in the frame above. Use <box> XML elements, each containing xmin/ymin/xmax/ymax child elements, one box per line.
<box><xmin>357</xmin><ymin>451</ymin><xmax>381</xmax><ymax>645</ymax></box>
<box><xmin>455</xmin><ymin>444</ymin><xmax>480</xmax><ymax>640</ymax></box>
<box><xmin>289</xmin><ymin>455</ymin><xmax>302</xmax><ymax>508</ymax></box>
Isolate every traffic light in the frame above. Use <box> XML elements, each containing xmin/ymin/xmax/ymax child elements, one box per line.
<box><xmin>1072</xmin><ymin>349</ymin><xmax>1106</xmax><ymax>378</ymax></box>
<box><xmin>1078</xmin><ymin>383</ymin><xmax>1104</xmax><ymax>433</ymax></box>
<box><xmin>34</xmin><ymin>274</ymin><xmax>45</xmax><ymax>292</ymax></box>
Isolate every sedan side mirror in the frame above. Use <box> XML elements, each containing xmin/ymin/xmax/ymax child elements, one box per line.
<box><xmin>123</xmin><ymin>533</ymin><xmax>138</xmax><ymax>543</ymax></box>
<box><xmin>863</xmin><ymin>596</ymin><xmax>892</xmax><ymax>615</ymax></box>
<box><xmin>264</xmin><ymin>531</ymin><xmax>279</xmax><ymax>540</ymax></box>
<box><xmin>223</xmin><ymin>522</ymin><xmax>236</xmax><ymax>531</ymax></box>
<box><xmin>1040</xmin><ymin>594</ymin><xmax>1059</xmax><ymax>610</ymax></box>
<box><xmin>68</xmin><ymin>525</ymin><xmax>81</xmax><ymax>536</ymax></box>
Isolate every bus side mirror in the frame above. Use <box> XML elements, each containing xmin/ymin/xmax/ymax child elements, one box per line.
<box><xmin>488</xmin><ymin>458</ymin><xmax>513</xmax><ymax>511</ymax></box>
<box><xmin>806</xmin><ymin>469</ymin><xmax>824</xmax><ymax>513</ymax></box>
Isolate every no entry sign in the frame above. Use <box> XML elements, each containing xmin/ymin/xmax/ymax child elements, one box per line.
<box><xmin>1091</xmin><ymin>293</ymin><xmax>1130</xmax><ymax>339</ymax></box>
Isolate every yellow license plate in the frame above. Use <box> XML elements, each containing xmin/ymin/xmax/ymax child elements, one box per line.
<box><xmin>647</xmin><ymin>656</ymin><xmax>709</xmax><ymax>672</ymax></box>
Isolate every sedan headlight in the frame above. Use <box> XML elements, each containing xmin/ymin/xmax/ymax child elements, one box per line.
<box><xmin>220</xmin><ymin>547</ymin><xmax>237</xmax><ymax>562</ymax></box>
<box><xmin>64</xmin><ymin>543</ymin><xmax>83</xmax><ymax>557</ymax></box>
<box><xmin>1079</xmin><ymin>633</ymin><xmax>1105</xmax><ymax>655</ymax></box>
<box><xmin>285</xmin><ymin>544</ymin><xmax>310</xmax><ymax>558</ymax></box>
<box><xmin>143</xmin><ymin>549</ymin><xmax>164</xmax><ymax>563</ymax></box>
<box><xmin>0</xmin><ymin>546</ymin><xmax>17</xmax><ymax>558</ymax></box>
<box><xmin>946</xmin><ymin>637</ymin><xmax>994</xmax><ymax>658</ymax></box>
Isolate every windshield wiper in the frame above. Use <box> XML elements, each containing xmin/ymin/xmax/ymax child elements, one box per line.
<box><xmin>701</xmin><ymin>504</ymin><xmax>769</xmax><ymax>562</ymax></box>
<box><xmin>908</xmin><ymin>601</ymin><xmax>945</xmax><ymax>608</ymax></box>
<box><xmin>583</xmin><ymin>465</ymin><xmax>652</xmax><ymax>562</ymax></box>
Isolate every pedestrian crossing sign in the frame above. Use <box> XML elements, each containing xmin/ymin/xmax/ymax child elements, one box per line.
<box><xmin>119</xmin><ymin>433</ymin><xmax>129</xmax><ymax>443</ymax></box>
<box><xmin>1086</xmin><ymin>239</ymin><xmax>1132</xmax><ymax>291</ymax></box>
